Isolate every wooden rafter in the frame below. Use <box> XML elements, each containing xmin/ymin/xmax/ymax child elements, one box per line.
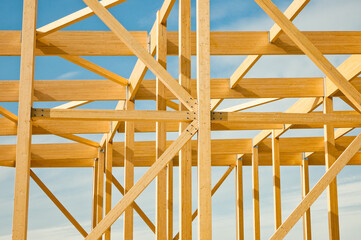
<box><xmin>230</xmin><ymin>0</ymin><xmax>310</xmax><ymax>88</ymax></box>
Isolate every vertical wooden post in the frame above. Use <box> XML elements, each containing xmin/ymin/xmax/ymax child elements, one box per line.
<box><xmin>197</xmin><ymin>0</ymin><xmax>212</xmax><ymax>239</ymax></box>
<box><xmin>301</xmin><ymin>154</ymin><xmax>312</xmax><ymax>240</ymax></box>
<box><xmin>124</xmin><ymin>97</ymin><xmax>135</xmax><ymax>240</ymax></box>
<box><xmin>252</xmin><ymin>145</ymin><xmax>260</xmax><ymax>240</ymax></box>
<box><xmin>104</xmin><ymin>138</ymin><xmax>113</xmax><ymax>240</ymax></box>
<box><xmin>92</xmin><ymin>159</ymin><xmax>99</xmax><ymax>229</ymax></box>
<box><xmin>323</xmin><ymin>95</ymin><xmax>340</xmax><ymax>240</ymax></box>
<box><xmin>167</xmin><ymin>161</ymin><xmax>173</xmax><ymax>240</ymax></box>
<box><xmin>179</xmin><ymin>0</ymin><xmax>192</xmax><ymax>239</ymax></box>
<box><xmin>272</xmin><ymin>130</ymin><xmax>282</xmax><ymax>229</ymax></box>
<box><xmin>156</xmin><ymin>11</ymin><xmax>168</xmax><ymax>240</ymax></box>
<box><xmin>236</xmin><ymin>156</ymin><xmax>244</xmax><ymax>240</ymax></box>
<box><xmin>12</xmin><ymin>0</ymin><xmax>37</xmax><ymax>239</ymax></box>
<box><xmin>97</xmin><ymin>151</ymin><xmax>105</xmax><ymax>232</ymax></box>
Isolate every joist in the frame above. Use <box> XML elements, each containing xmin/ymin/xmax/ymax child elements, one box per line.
<box><xmin>212</xmin><ymin>112</ymin><xmax>361</xmax><ymax>127</ymax></box>
<box><xmin>32</xmin><ymin>109</ymin><xmax>194</xmax><ymax>122</ymax></box>
<box><xmin>12</xmin><ymin>0</ymin><xmax>37</xmax><ymax>239</ymax></box>
<box><xmin>1</xmin><ymin>77</ymin><xmax>330</xmax><ymax>102</ymax></box>
<box><xmin>3</xmin><ymin>31</ymin><xmax>361</xmax><ymax>56</ymax></box>
<box><xmin>36</xmin><ymin>0</ymin><xmax>128</xmax><ymax>37</ymax></box>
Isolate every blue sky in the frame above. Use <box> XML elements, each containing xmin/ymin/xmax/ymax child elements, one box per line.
<box><xmin>1</xmin><ymin>0</ymin><xmax>361</xmax><ymax>239</ymax></box>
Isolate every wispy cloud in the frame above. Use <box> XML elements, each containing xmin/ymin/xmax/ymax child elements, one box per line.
<box><xmin>56</xmin><ymin>71</ymin><xmax>80</xmax><ymax>80</ymax></box>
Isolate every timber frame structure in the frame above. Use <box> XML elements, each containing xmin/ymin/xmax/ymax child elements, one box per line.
<box><xmin>1</xmin><ymin>0</ymin><xmax>361</xmax><ymax>239</ymax></box>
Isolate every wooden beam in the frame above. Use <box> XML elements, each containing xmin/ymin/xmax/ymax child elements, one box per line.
<box><xmin>53</xmin><ymin>101</ymin><xmax>93</xmax><ymax>109</ymax></box>
<box><xmin>179</xmin><ymin>0</ymin><xmax>193</xmax><ymax>238</ymax></box>
<box><xmin>173</xmin><ymin>166</ymin><xmax>235</xmax><ymax>240</ymax></box>
<box><xmin>301</xmin><ymin>155</ymin><xmax>311</xmax><ymax>240</ymax></box>
<box><xmin>230</xmin><ymin>0</ymin><xmax>310</xmax><ymax>87</ymax></box>
<box><xmin>104</xmin><ymin>139</ymin><xmax>113</xmax><ymax>240</ymax></box>
<box><xmin>97</xmin><ymin>151</ymin><xmax>105</xmax><ymax>226</ymax></box>
<box><xmin>5</xmin><ymin>31</ymin><xmax>361</xmax><ymax>56</ymax></box>
<box><xmin>167</xmin><ymin>160</ymin><xmax>174</xmax><ymax>240</ymax></box>
<box><xmin>156</xmin><ymin>11</ymin><xmax>168</xmax><ymax>240</ymax></box>
<box><xmin>83</xmin><ymin>122</ymin><xmax>197</xmax><ymax>240</ymax></box>
<box><xmin>255</xmin><ymin>0</ymin><xmax>361</xmax><ymax>112</ymax></box>
<box><xmin>124</xmin><ymin>99</ymin><xmax>135</xmax><ymax>240</ymax></box>
<box><xmin>36</xmin><ymin>0</ymin><xmax>127</xmax><ymax>37</ymax></box>
<box><xmin>272</xmin><ymin>130</ymin><xmax>282</xmax><ymax>229</ymax></box>
<box><xmin>60</xmin><ymin>55</ymin><xmax>128</xmax><ymax>86</ymax></box>
<box><xmin>252</xmin><ymin>146</ymin><xmax>260</xmax><ymax>240</ymax></box>
<box><xmin>270</xmin><ymin>133</ymin><xmax>361</xmax><ymax>239</ymax></box>
<box><xmin>0</xmin><ymin>106</ymin><xmax>18</xmax><ymax>123</ymax></box>
<box><xmin>83</xmin><ymin>0</ymin><xmax>196</xmax><ymax>110</ymax></box>
<box><xmin>252</xmin><ymin>54</ymin><xmax>361</xmax><ymax>146</ymax></box>
<box><xmin>197</xmin><ymin>0</ymin><xmax>212</xmax><ymax>239</ymax></box>
<box><xmin>12</xmin><ymin>0</ymin><xmax>37</xmax><ymax>238</ymax></box>
<box><xmin>236</xmin><ymin>158</ymin><xmax>244</xmax><ymax>240</ymax></box>
<box><xmin>219</xmin><ymin>98</ymin><xmax>281</xmax><ymax>112</ymax></box>
<box><xmin>212</xmin><ymin>112</ymin><xmax>361</xmax><ymax>127</ymax></box>
<box><xmin>323</xmin><ymin>96</ymin><xmax>340</xmax><ymax>240</ymax></box>
<box><xmin>30</xmin><ymin>170</ymin><xmax>88</xmax><ymax>237</ymax></box>
<box><xmin>92</xmin><ymin>159</ymin><xmax>99</xmax><ymax>229</ymax></box>
<box><xmin>32</xmin><ymin>109</ymin><xmax>193</xmax><ymax>122</ymax></box>
<box><xmin>111</xmin><ymin>175</ymin><xmax>155</xmax><ymax>233</ymax></box>
<box><xmin>1</xmin><ymin>77</ymin><xmax>331</xmax><ymax>102</ymax></box>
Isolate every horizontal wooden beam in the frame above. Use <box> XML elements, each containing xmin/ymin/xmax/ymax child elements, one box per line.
<box><xmin>31</xmin><ymin>109</ymin><xmax>195</xmax><ymax>122</ymax></box>
<box><xmin>0</xmin><ymin>77</ymin><xmax>332</xmax><ymax>102</ymax></box>
<box><xmin>212</xmin><ymin>112</ymin><xmax>361</xmax><ymax>127</ymax></box>
<box><xmin>4</xmin><ymin>151</ymin><xmax>361</xmax><ymax>168</ymax></box>
<box><xmin>1</xmin><ymin>136</ymin><xmax>357</xmax><ymax>165</ymax></box>
<box><xmin>2</xmin><ymin>31</ymin><xmax>361</xmax><ymax>56</ymax></box>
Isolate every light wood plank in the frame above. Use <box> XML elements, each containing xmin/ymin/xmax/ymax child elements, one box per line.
<box><xmin>156</xmin><ymin>11</ymin><xmax>168</xmax><ymax>240</ymax></box>
<box><xmin>124</xmin><ymin>99</ymin><xmax>135</xmax><ymax>240</ymax></box>
<box><xmin>0</xmin><ymin>106</ymin><xmax>18</xmax><ymax>123</ymax></box>
<box><xmin>92</xmin><ymin>159</ymin><xmax>99</xmax><ymax>229</ymax></box>
<box><xmin>272</xmin><ymin>130</ymin><xmax>282</xmax><ymax>229</ymax></box>
<box><xmin>53</xmin><ymin>101</ymin><xmax>93</xmax><ymax>109</ymax></box>
<box><xmin>111</xmin><ymin>175</ymin><xmax>156</xmax><ymax>233</ymax></box>
<box><xmin>301</xmin><ymin>156</ymin><xmax>312</xmax><ymax>240</ymax></box>
<box><xmin>97</xmin><ymin>151</ymin><xmax>105</xmax><ymax>227</ymax></box>
<box><xmin>197</xmin><ymin>0</ymin><xmax>212</xmax><ymax>238</ymax></box>
<box><xmin>105</xmin><ymin>139</ymin><xmax>113</xmax><ymax>240</ymax></box>
<box><xmin>83</xmin><ymin>0</ymin><xmax>196</xmax><ymax>110</ymax></box>
<box><xmin>12</xmin><ymin>0</ymin><xmax>37</xmax><ymax>238</ymax></box>
<box><xmin>230</xmin><ymin>0</ymin><xmax>310</xmax><ymax>87</ymax></box>
<box><xmin>270</xmin><ymin>133</ymin><xmax>361</xmax><ymax>239</ymax></box>
<box><xmin>255</xmin><ymin>0</ymin><xmax>361</xmax><ymax>112</ymax></box>
<box><xmin>36</xmin><ymin>0</ymin><xmax>127</xmax><ymax>37</ymax></box>
<box><xmin>219</xmin><ymin>98</ymin><xmax>281</xmax><ymax>112</ymax></box>
<box><xmin>60</xmin><ymin>55</ymin><xmax>128</xmax><ymax>86</ymax></box>
<box><xmin>83</xmin><ymin>122</ymin><xmax>197</xmax><ymax>240</ymax></box>
<box><xmin>179</xmin><ymin>0</ymin><xmax>193</xmax><ymax>238</ymax></box>
<box><xmin>252</xmin><ymin>146</ymin><xmax>260</xmax><ymax>240</ymax></box>
<box><xmin>236</xmin><ymin>158</ymin><xmax>244</xmax><ymax>240</ymax></box>
<box><xmin>30</xmin><ymin>170</ymin><xmax>88</xmax><ymax>237</ymax></box>
<box><xmin>323</xmin><ymin>96</ymin><xmax>340</xmax><ymax>240</ymax></box>
<box><xmin>32</xmin><ymin>109</ymin><xmax>193</xmax><ymax>122</ymax></box>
